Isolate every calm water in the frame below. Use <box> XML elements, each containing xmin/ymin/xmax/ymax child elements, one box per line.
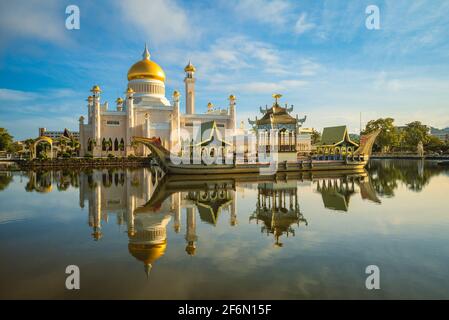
<box><xmin>0</xmin><ymin>160</ymin><xmax>448</xmax><ymax>299</ymax></box>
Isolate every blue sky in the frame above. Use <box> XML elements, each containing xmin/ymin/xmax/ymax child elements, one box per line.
<box><xmin>0</xmin><ymin>0</ymin><xmax>448</xmax><ymax>140</ymax></box>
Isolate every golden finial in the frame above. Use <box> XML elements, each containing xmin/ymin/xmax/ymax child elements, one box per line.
<box><xmin>272</xmin><ymin>93</ymin><xmax>282</xmax><ymax>105</ymax></box>
<box><xmin>207</xmin><ymin>102</ymin><xmax>213</xmax><ymax>110</ymax></box>
<box><xmin>173</xmin><ymin>90</ymin><xmax>180</xmax><ymax>97</ymax></box>
<box><xmin>184</xmin><ymin>60</ymin><xmax>196</xmax><ymax>72</ymax></box>
<box><xmin>126</xmin><ymin>87</ymin><xmax>134</xmax><ymax>94</ymax></box>
<box><xmin>228</xmin><ymin>94</ymin><xmax>236</xmax><ymax>101</ymax></box>
<box><xmin>116</xmin><ymin>97</ymin><xmax>123</xmax><ymax>104</ymax></box>
<box><xmin>142</xmin><ymin>43</ymin><xmax>150</xmax><ymax>60</ymax></box>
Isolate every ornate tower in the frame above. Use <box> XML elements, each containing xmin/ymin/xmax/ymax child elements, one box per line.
<box><xmin>184</xmin><ymin>61</ymin><xmax>196</xmax><ymax>114</ymax></box>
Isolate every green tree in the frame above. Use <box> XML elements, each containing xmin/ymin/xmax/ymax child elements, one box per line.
<box><xmin>403</xmin><ymin>121</ymin><xmax>430</xmax><ymax>149</ymax></box>
<box><xmin>362</xmin><ymin>118</ymin><xmax>399</xmax><ymax>152</ymax></box>
<box><xmin>311</xmin><ymin>129</ymin><xmax>321</xmax><ymax>144</ymax></box>
<box><xmin>425</xmin><ymin>135</ymin><xmax>444</xmax><ymax>153</ymax></box>
<box><xmin>0</xmin><ymin>128</ymin><xmax>13</xmax><ymax>151</ymax></box>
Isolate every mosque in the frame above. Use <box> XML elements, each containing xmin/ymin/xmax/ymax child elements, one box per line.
<box><xmin>78</xmin><ymin>45</ymin><xmax>237</xmax><ymax>157</ymax></box>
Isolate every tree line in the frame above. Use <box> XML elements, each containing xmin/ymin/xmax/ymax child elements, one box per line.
<box><xmin>361</xmin><ymin>118</ymin><xmax>448</xmax><ymax>153</ymax></box>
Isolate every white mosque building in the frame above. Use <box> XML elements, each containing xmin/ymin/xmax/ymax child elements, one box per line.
<box><xmin>78</xmin><ymin>45</ymin><xmax>237</xmax><ymax>157</ymax></box>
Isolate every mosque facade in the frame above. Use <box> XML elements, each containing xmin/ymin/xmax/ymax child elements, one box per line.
<box><xmin>78</xmin><ymin>45</ymin><xmax>237</xmax><ymax>157</ymax></box>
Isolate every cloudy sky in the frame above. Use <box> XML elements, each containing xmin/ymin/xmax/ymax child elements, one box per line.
<box><xmin>0</xmin><ymin>0</ymin><xmax>448</xmax><ymax>140</ymax></box>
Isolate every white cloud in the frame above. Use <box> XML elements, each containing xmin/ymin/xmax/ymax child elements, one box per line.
<box><xmin>0</xmin><ymin>89</ymin><xmax>38</xmax><ymax>101</ymax></box>
<box><xmin>118</xmin><ymin>0</ymin><xmax>193</xmax><ymax>44</ymax></box>
<box><xmin>225</xmin><ymin>79</ymin><xmax>308</xmax><ymax>93</ymax></box>
<box><xmin>294</xmin><ymin>13</ymin><xmax>315</xmax><ymax>35</ymax></box>
<box><xmin>231</xmin><ymin>0</ymin><xmax>293</xmax><ymax>26</ymax></box>
<box><xmin>0</xmin><ymin>0</ymin><xmax>67</xmax><ymax>45</ymax></box>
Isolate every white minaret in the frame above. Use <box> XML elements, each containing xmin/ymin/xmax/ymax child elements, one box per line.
<box><xmin>171</xmin><ymin>90</ymin><xmax>181</xmax><ymax>151</ymax></box>
<box><xmin>126</xmin><ymin>87</ymin><xmax>134</xmax><ymax>154</ymax></box>
<box><xmin>228</xmin><ymin>94</ymin><xmax>237</xmax><ymax>134</ymax></box>
<box><xmin>87</xmin><ymin>95</ymin><xmax>93</xmax><ymax>124</ymax></box>
<box><xmin>79</xmin><ymin>116</ymin><xmax>85</xmax><ymax>157</ymax></box>
<box><xmin>184</xmin><ymin>61</ymin><xmax>196</xmax><ymax>114</ymax></box>
<box><xmin>91</xmin><ymin>85</ymin><xmax>101</xmax><ymax>149</ymax></box>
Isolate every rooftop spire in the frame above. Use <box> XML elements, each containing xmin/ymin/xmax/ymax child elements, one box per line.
<box><xmin>142</xmin><ymin>43</ymin><xmax>150</xmax><ymax>60</ymax></box>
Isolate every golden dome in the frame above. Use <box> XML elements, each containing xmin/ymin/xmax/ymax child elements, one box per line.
<box><xmin>128</xmin><ymin>241</ymin><xmax>167</xmax><ymax>266</ymax></box>
<box><xmin>229</xmin><ymin>94</ymin><xmax>236</xmax><ymax>101</ymax></box>
<box><xmin>173</xmin><ymin>90</ymin><xmax>180</xmax><ymax>97</ymax></box>
<box><xmin>116</xmin><ymin>97</ymin><xmax>123</xmax><ymax>104</ymax></box>
<box><xmin>127</xmin><ymin>44</ymin><xmax>166</xmax><ymax>82</ymax></box>
<box><xmin>126</xmin><ymin>87</ymin><xmax>134</xmax><ymax>94</ymax></box>
<box><xmin>184</xmin><ymin>60</ymin><xmax>196</xmax><ymax>73</ymax></box>
<box><xmin>91</xmin><ymin>85</ymin><xmax>101</xmax><ymax>93</ymax></box>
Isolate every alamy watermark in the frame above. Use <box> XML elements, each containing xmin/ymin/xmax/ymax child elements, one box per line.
<box><xmin>65</xmin><ymin>265</ymin><xmax>80</xmax><ymax>290</ymax></box>
<box><xmin>365</xmin><ymin>265</ymin><xmax>380</xmax><ymax>290</ymax></box>
<box><xmin>65</xmin><ymin>5</ymin><xmax>80</xmax><ymax>30</ymax></box>
<box><xmin>365</xmin><ymin>5</ymin><xmax>380</xmax><ymax>30</ymax></box>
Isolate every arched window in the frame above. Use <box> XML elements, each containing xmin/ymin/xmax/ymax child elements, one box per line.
<box><xmin>114</xmin><ymin>138</ymin><xmax>119</xmax><ymax>151</ymax></box>
<box><xmin>102</xmin><ymin>138</ymin><xmax>106</xmax><ymax>151</ymax></box>
<box><xmin>108</xmin><ymin>138</ymin><xmax>113</xmax><ymax>151</ymax></box>
<box><xmin>119</xmin><ymin>138</ymin><xmax>125</xmax><ymax>151</ymax></box>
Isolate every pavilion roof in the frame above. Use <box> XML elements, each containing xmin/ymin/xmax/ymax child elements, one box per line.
<box><xmin>319</xmin><ymin>125</ymin><xmax>358</xmax><ymax>147</ymax></box>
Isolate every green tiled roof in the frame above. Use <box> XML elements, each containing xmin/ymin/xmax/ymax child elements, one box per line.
<box><xmin>320</xmin><ymin>125</ymin><xmax>358</xmax><ymax>146</ymax></box>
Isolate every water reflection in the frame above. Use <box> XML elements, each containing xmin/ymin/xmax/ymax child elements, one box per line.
<box><xmin>367</xmin><ymin>159</ymin><xmax>446</xmax><ymax>196</ymax></box>
<box><xmin>2</xmin><ymin>160</ymin><xmax>448</xmax><ymax>298</ymax></box>
<box><xmin>9</xmin><ymin>160</ymin><xmax>447</xmax><ymax>278</ymax></box>
<box><xmin>250</xmin><ymin>181</ymin><xmax>307</xmax><ymax>247</ymax></box>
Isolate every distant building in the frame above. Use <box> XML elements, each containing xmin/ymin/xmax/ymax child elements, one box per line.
<box><xmin>430</xmin><ymin>127</ymin><xmax>449</xmax><ymax>143</ymax></box>
<box><xmin>39</xmin><ymin>128</ymin><xmax>79</xmax><ymax>140</ymax></box>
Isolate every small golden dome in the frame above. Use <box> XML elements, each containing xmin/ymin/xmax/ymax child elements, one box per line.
<box><xmin>229</xmin><ymin>94</ymin><xmax>236</xmax><ymax>101</ymax></box>
<box><xmin>116</xmin><ymin>97</ymin><xmax>123</xmax><ymax>104</ymax></box>
<box><xmin>173</xmin><ymin>90</ymin><xmax>180</xmax><ymax>97</ymax></box>
<box><xmin>207</xmin><ymin>102</ymin><xmax>213</xmax><ymax>109</ymax></box>
<box><xmin>87</xmin><ymin>96</ymin><xmax>93</xmax><ymax>101</ymax></box>
<box><xmin>127</xmin><ymin>44</ymin><xmax>166</xmax><ymax>82</ymax></box>
<box><xmin>184</xmin><ymin>60</ymin><xmax>196</xmax><ymax>72</ymax></box>
<box><xmin>126</xmin><ymin>87</ymin><xmax>134</xmax><ymax>94</ymax></box>
<box><xmin>91</xmin><ymin>85</ymin><xmax>101</xmax><ymax>93</ymax></box>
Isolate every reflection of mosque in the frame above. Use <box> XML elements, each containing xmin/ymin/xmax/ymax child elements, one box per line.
<box><xmin>23</xmin><ymin>168</ymin><xmax>387</xmax><ymax>277</ymax></box>
<box><xmin>78</xmin><ymin>168</ymin><xmax>238</xmax><ymax>276</ymax></box>
<box><xmin>250</xmin><ymin>181</ymin><xmax>307</xmax><ymax>247</ymax></box>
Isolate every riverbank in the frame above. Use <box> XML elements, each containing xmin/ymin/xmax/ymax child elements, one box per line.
<box><xmin>1</xmin><ymin>157</ymin><xmax>152</xmax><ymax>171</ymax></box>
<box><xmin>371</xmin><ymin>153</ymin><xmax>449</xmax><ymax>160</ymax></box>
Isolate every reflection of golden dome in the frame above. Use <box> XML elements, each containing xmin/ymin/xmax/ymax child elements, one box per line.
<box><xmin>127</xmin><ymin>45</ymin><xmax>166</xmax><ymax>82</ymax></box>
<box><xmin>185</xmin><ymin>242</ymin><xmax>196</xmax><ymax>256</ymax></box>
<box><xmin>36</xmin><ymin>185</ymin><xmax>52</xmax><ymax>193</ymax></box>
<box><xmin>128</xmin><ymin>241</ymin><xmax>167</xmax><ymax>266</ymax></box>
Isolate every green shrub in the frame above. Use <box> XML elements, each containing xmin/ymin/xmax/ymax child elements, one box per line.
<box><xmin>107</xmin><ymin>153</ymin><xmax>115</xmax><ymax>158</ymax></box>
<box><xmin>84</xmin><ymin>153</ymin><xmax>93</xmax><ymax>158</ymax></box>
